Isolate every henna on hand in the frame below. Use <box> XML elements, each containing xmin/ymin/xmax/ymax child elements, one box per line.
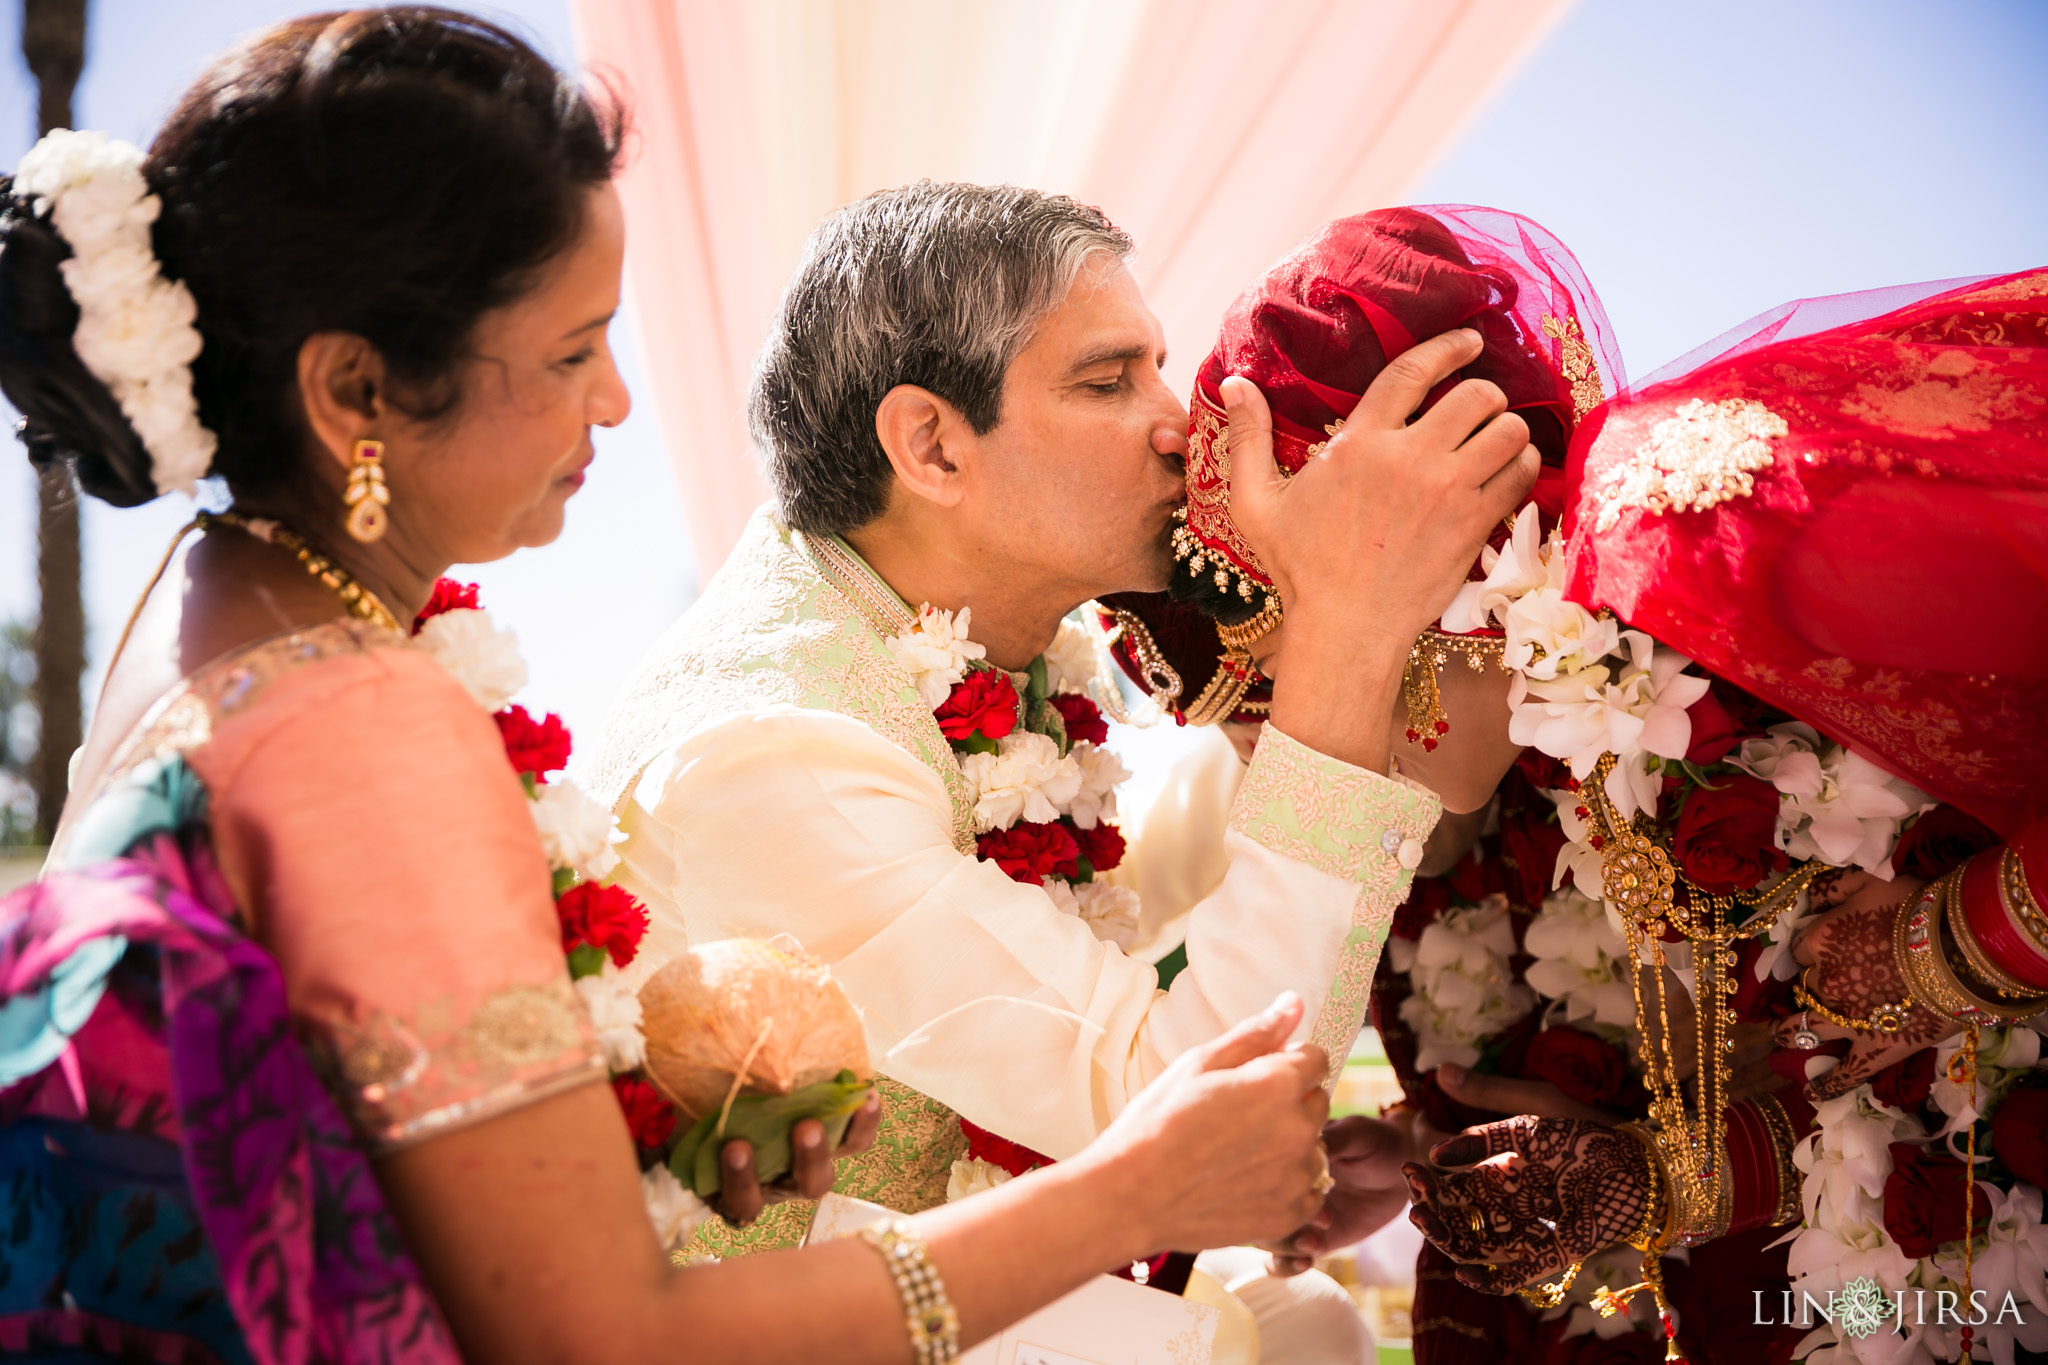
<box><xmin>1401</xmin><ymin>1116</ymin><xmax>1649</xmax><ymax>1294</ymax></box>
<box><xmin>1775</xmin><ymin>882</ymin><xmax>1958</xmax><ymax>1101</ymax></box>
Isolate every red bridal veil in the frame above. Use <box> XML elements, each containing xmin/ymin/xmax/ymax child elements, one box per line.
<box><xmin>1563</xmin><ymin>268</ymin><xmax>2048</xmax><ymax>836</ymax></box>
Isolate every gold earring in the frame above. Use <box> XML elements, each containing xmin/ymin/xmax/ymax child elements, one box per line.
<box><xmin>344</xmin><ymin>438</ymin><xmax>390</xmax><ymax>542</ymax></box>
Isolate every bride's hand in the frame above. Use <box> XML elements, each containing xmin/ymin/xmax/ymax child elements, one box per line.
<box><xmin>716</xmin><ymin>1091</ymin><xmax>885</xmax><ymax>1225</ymax></box>
<box><xmin>1402</xmin><ymin>1115</ymin><xmax>1650</xmax><ymax>1294</ymax></box>
<box><xmin>1771</xmin><ymin>869</ymin><xmax>1955</xmax><ymax>1101</ymax></box>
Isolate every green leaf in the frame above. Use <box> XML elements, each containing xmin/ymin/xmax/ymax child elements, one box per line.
<box><xmin>566</xmin><ymin>943</ymin><xmax>608</xmax><ymax>979</ymax></box>
<box><xmin>955</xmin><ymin>732</ymin><xmax>1000</xmax><ymax>756</ymax></box>
<box><xmin>521</xmin><ymin>772</ymin><xmax>539</xmax><ymax>798</ymax></box>
<box><xmin>1025</xmin><ymin>656</ymin><xmax>1049</xmax><ymax>705</ymax></box>
<box><xmin>667</xmin><ymin>1071</ymin><xmax>875</xmax><ymax>1199</ymax></box>
<box><xmin>552</xmin><ymin>866</ymin><xmax>577</xmax><ymax>898</ymax></box>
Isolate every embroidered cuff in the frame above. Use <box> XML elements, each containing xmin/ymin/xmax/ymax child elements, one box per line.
<box><xmin>1230</xmin><ymin>724</ymin><xmax>1442</xmax><ymax>894</ymax></box>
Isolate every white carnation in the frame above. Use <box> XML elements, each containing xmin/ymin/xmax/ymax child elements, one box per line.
<box><xmin>642</xmin><ymin>1162</ymin><xmax>712</xmax><ymax>1249</ymax></box>
<box><xmin>1041</xmin><ymin>876</ymin><xmax>1081</xmax><ymax>917</ymax></box>
<box><xmin>530</xmin><ymin>780</ymin><xmax>620</xmax><ymax>880</ymax></box>
<box><xmin>959</xmin><ymin>731</ymin><xmax>1081</xmax><ymax>832</ymax></box>
<box><xmin>1042</xmin><ymin>618</ymin><xmax>1102</xmax><ymax>696</ymax></box>
<box><xmin>415</xmin><ymin>608</ymin><xmax>528</xmax><ymax>710</ymax></box>
<box><xmin>946</xmin><ymin>1156</ymin><xmax>1015</xmax><ymax>1202</ymax></box>
<box><xmin>885</xmin><ymin>604</ymin><xmax>987</xmax><ymax>709</ymax></box>
<box><xmin>1065</xmin><ymin>741</ymin><xmax>1129</xmax><ymax>830</ymax></box>
<box><xmin>573</xmin><ymin>953</ymin><xmax>660</xmax><ymax>1074</ymax></box>
<box><xmin>1073</xmin><ymin>881</ymin><xmax>1141</xmax><ymax>952</ymax></box>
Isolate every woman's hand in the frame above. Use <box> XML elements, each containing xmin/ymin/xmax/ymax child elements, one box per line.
<box><xmin>1085</xmin><ymin>993</ymin><xmax>1332</xmax><ymax>1256</ymax></box>
<box><xmin>715</xmin><ymin>1091</ymin><xmax>884</xmax><ymax>1225</ymax></box>
<box><xmin>1402</xmin><ymin>1116</ymin><xmax>1649</xmax><ymax>1294</ymax></box>
<box><xmin>1772</xmin><ymin>869</ymin><xmax>1956</xmax><ymax>1101</ymax></box>
<box><xmin>1265</xmin><ymin>1114</ymin><xmax>1415</xmax><ymax>1275</ymax></box>
<box><xmin>1434</xmin><ymin>1062</ymin><xmax>1623</xmax><ymax>1126</ymax></box>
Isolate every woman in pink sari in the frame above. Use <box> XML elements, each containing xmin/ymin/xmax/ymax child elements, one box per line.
<box><xmin>0</xmin><ymin>10</ymin><xmax>1335</xmax><ymax>1362</ymax></box>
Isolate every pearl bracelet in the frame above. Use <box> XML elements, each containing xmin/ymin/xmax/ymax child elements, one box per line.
<box><xmin>860</xmin><ymin>1217</ymin><xmax>960</xmax><ymax>1365</ymax></box>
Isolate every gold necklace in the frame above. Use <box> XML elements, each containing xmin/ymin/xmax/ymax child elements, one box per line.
<box><xmin>200</xmin><ymin>510</ymin><xmax>405</xmax><ymax>634</ymax></box>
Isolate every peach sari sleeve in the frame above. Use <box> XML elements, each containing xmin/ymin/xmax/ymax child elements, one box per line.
<box><xmin>185</xmin><ymin>634</ymin><xmax>605</xmax><ymax>1152</ymax></box>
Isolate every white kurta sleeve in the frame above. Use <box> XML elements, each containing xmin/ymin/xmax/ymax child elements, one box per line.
<box><xmin>612</xmin><ymin>704</ymin><xmax>1438</xmax><ymax>1161</ymax></box>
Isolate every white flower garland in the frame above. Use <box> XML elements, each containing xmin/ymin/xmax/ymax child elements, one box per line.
<box><xmin>13</xmin><ymin>130</ymin><xmax>215</xmax><ymax>496</ymax></box>
<box><xmin>413</xmin><ymin>602</ymin><xmax>705</xmax><ymax>1248</ymax></box>
<box><xmin>1387</xmin><ymin>892</ymin><xmax>1533</xmax><ymax>1072</ymax></box>
<box><xmin>1785</xmin><ymin>1026</ymin><xmax>2048</xmax><ymax>1365</ymax></box>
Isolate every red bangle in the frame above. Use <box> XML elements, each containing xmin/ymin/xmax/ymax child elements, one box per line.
<box><xmin>1725</xmin><ymin>1100</ymin><xmax>1775</xmax><ymax>1234</ymax></box>
<box><xmin>1959</xmin><ymin>849</ymin><xmax>2048</xmax><ymax>991</ymax></box>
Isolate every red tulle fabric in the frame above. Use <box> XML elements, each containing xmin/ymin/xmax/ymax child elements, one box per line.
<box><xmin>1184</xmin><ymin>204</ymin><xmax>1625</xmax><ymax>586</ymax></box>
<box><xmin>1113</xmin><ymin>206</ymin><xmax>1621</xmax><ymax>720</ymax></box>
<box><xmin>1564</xmin><ymin>268</ymin><xmax>2048</xmax><ymax>837</ymax></box>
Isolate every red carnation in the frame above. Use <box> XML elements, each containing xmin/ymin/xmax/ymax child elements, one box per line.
<box><xmin>976</xmin><ymin>821</ymin><xmax>1080</xmax><ymax>883</ymax></box>
<box><xmin>1992</xmin><ymin>1085</ymin><xmax>2048</xmax><ymax>1187</ymax></box>
<box><xmin>960</xmin><ymin>1117</ymin><xmax>1052</xmax><ymax>1178</ymax></box>
<box><xmin>1869</xmin><ymin>1048</ymin><xmax>1936</xmax><ymax>1113</ymax></box>
<box><xmin>557</xmin><ymin>881</ymin><xmax>649</xmax><ymax>968</ymax></box>
<box><xmin>1890</xmin><ymin>805</ymin><xmax>2000</xmax><ymax>881</ymax></box>
<box><xmin>934</xmin><ymin>669</ymin><xmax>1019</xmax><ymax>742</ymax></box>
<box><xmin>494</xmin><ymin>705</ymin><xmax>572</xmax><ymax>783</ymax></box>
<box><xmin>1881</xmin><ymin>1142</ymin><xmax>1988</xmax><ymax>1257</ymax></box>
<box><xmin>1522</xmin><ymin>1025</ymin><xmax>1628</xmax><ymax>1109</ymax></box>
<box><xmin>1671</xmin><ymin>774</ymin><xmax>1787</xmax><ymax>895</ymax></box>
<box><xmin>612</xmin><ymin>1074</ymin><xmax>677</xmax><ymax>1152</ymax></box>
<box><xmin>1071</xmin><ymin>820</ymin><xmax>1126</xmax><ymax>873</ymax></box>
<box><xmin>1049</xmin><ymin>693</ymin><xmax>1108</xmax><ymax>746</ymax></box>
<box><xmin>412</xmin><ymin>577</ymin><xmax>480</xmax><ymax>633</ymax></box>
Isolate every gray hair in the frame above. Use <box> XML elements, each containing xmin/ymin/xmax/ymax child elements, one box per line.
<box><xmin>750</xmin><ymin>180</ymin><xmax>1133</xmax><ymax>536</ymax></box>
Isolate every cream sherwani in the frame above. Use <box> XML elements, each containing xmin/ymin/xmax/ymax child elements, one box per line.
<box><xmin>592</xmin><ymin>508</ymin><xmax>1438</xmax><ymax>1252</ymax></box>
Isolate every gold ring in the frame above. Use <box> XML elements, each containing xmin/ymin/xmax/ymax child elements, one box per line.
<box><xmin>1310</xmin><ymin>1146</ymin><xmax>1335</xmax><ymax>1197</ymax></box>
<box><xmin>1465</xmin><ymin>1206</ymin><xmax>1485</xmax><ymax>1237</ymax></box>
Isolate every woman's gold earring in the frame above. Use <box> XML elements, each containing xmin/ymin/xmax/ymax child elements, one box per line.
<box><xmin>344</xmin><ymin>438</ymin><xmax>390</xmax><ymax>542</ymax></box>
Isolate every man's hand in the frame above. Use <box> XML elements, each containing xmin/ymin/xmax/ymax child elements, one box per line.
<box><xmin>715</xmin><ymin>1090</ymin><xmax>884</xmax><ymax>1226</ymax></box>
<box><xmin>1227</xmin><ymin>329</ymin><xmax>1540</xmax><ymax>769</ymax></box>
<box><xmin>1265</xmin><ymin>1115</ymin><xmax>1414</xmax><ymax>1276</ymax></box>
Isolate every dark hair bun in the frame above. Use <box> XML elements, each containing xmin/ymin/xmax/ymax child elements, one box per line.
<box><xmin>0</xmin><ymin>177</ymin><xmax>159</xmax><ymax>505</ymax></box>
<box><xmin>0</xmin><ymin>6</ymin><xmax>623</xmax><ymax>510</ymax></box>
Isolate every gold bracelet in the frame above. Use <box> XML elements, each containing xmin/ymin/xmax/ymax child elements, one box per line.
<box><xmin>1896</xmin><ymin>879</ymin><xmax>2044</xmax><ymax>1025</ymax></box>
<box><xmin>2003</xmin><ymin>847</ymin><xmax>2048</xmax><ymax>955</ymax></box>
<box><xmin>1793</xmin><ymin>966</ymin><xmax>1912</xmax><ymax>1035</ymax></box>
<box><xmin>860</xmin><ymin>1218</ymin><xmax>960</xmax><ymax>1365</ymax></box>
<box><xmin>1615</xmin><ymin>1122</ymin><xmax>1675</xmax><ymax>1252</ymax></box>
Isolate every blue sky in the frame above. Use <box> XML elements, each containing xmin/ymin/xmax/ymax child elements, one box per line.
<box><xmin>1</xmin><ymin>0</ymin><xmax>2043</xmax><ymax>759</ymax></box>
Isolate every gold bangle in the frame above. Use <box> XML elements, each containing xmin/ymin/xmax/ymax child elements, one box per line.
<box><xmin>1793</xmin><ymin>965</ymin><xmax>1913</xmax><ymax>1035</ymax></box>
<box><xmin>1213</xmin><ymin>595</ymin><xmax>1283</xmax><ymax>654</ymax></box>
<box><xmin>1947</xmin><ymin>865</ymin><xmax>2048</xmax><ymax>1001</ymax></box>
<box><xmin>860</xmin><ymin>1218</ymin><xmax>960</xmax><ymax>1365</ymax></box>
<box><xmin>1896</xmin><ymin>879</ymin><xmax>2044</xmax><ymax>1025</ymax></box>
<box><xmin>2000</xmin><ymin>847</ymin><xmax>2048</xmax><ymax>957</ymax></box>
<box><xmin>1615</xmin><ymin>1122</ymin><xmax>1675</xmax><ymax>1252</ymax></box>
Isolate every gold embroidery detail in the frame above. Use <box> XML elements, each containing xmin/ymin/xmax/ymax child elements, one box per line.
<box><xmin>1229</xmin><ymin>726</ymin><xmax>1440</xmax><ymax>1081</ymax></box>
<box><xmin>466</xmin><ymin>982</ymin><xmax>587</xmax><ymax>1069</ymax></box>
<box><xmin>590</xmin><ymin>510</ymin><xmax>975</xmax><ymax>853</ymax></box>
<box><xmin>673</xmin><ymin>1075</ymin><xmax>966</xmax><ymax>1258</ymax></box>
<box><xmin>1542</xmin><ymin>313</ymin><xmax>1606</xmax><ymax>422</ymax></box>
<box><xmin>1303</xmin><ymin>418</ymin><xmax>1346</xmax><ymax>459</ymax></box>
<box><xmin>1591</xmin><ymin>397</ymin><xmax>1788</xmax><ymax>533</ymax></box>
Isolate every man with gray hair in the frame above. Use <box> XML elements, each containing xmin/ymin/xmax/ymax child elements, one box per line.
<box><xmin>593</xmin><ymin>181</ymin><xmax>1536</xmax><ymax>1261</ymax></box>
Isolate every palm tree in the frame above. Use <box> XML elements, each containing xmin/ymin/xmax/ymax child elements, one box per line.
<box><xmin>20</xmin><ymin>0</ymin><xmax>88</xmax><ymax>844</ymax></box>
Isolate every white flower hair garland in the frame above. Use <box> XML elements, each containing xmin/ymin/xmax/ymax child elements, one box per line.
<box><xmin>13</xmin><ymin>129</ymin><xmax>215</xmax><ymax>496</ymax></box>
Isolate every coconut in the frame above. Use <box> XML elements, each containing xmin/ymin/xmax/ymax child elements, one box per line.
<box><xmin>638</xmin><ymin>937</ymin><xmax>871</xmax><ymax>1121</ymax></box>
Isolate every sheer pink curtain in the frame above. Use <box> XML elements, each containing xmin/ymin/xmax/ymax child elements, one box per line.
<box><xmin>571</xmin><ymin>0</ymin><xmax>1576</xmax><ymax>581</ymax></box>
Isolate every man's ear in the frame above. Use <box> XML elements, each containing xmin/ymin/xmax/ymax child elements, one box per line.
<box><xmin>875</xmin><ymin>383</ymin><xmax>973</xmax><ymax>509</ymax></box>
<box><xmin>297</xmin><ymin>332</ymin><xmax>389</xmax><ymax>475</ymax></box>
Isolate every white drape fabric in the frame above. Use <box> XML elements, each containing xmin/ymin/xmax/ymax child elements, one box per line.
<box><xmin>570</xmin><ymin>0</ymin><xmax>1576</xmax><ymax>580</ymax></box>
